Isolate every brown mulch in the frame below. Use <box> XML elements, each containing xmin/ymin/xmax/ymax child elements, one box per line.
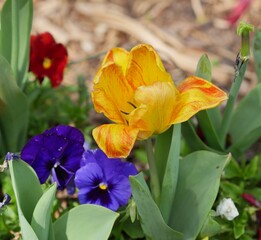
<box><xmin>5</xmin><ymin>0</ymin><xmax>261</xmax><ymax>95</ymax></box>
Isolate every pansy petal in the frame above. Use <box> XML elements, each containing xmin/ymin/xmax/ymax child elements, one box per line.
<box><xmin>92</xmin><ymin>64</ymin><xmax>135</xmax><ymax>124</ymax></box>
<box><xmin>92</xmin><ymin>124</ymin><xmax>139</xmax><ymax>158</ymax></box>
<box><xmin>31</xmin><ymin>150</ymin><xmax>55</xmax><ymax>184</ymax></box>
<box><xmin>49</xmin><ymin>125</ymin><xmax>85</xmax><ymax>144</ymax></box>
<box><xmin>81</xmin><ymin>149</ymin><xmax>97</xmax><ymax>166</ymax></box>
<box><xmin>108</xmin><ymin>175</ymin><xmax>132</xmax><ymax>207</ymax></box>
<box><xmin>52</xmin><ymin>165</ymin><xmax>74</xmax><ymax>190</ymax></box>
<box><xmin>129</xmin><ymin>81</ymin><xmax>178</xmax><ymax>139</ymax></box>
<box><xmin>170</xmin><ymin>76</ymin><xmax>228</xmax><ymax>124</ymax></box>
<box><xmin>21</xmin><ymin>135</ymin><xmax>44</xmax><ymax>165</ymax></box>
<box><xmin>75</xmin><ymin>163</ymin><xmax>104</xmax><ymax>189</ymax></box>
<box><xmin>126</xmin><ymin>44</ymin><xmax>173</xmax><ymax>89</ymax></box>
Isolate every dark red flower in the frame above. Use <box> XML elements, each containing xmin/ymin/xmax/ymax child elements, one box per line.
<box><xmin>29</xmin><ymin>32</ymin><xmax>68</xmax><ymax>88</ymax></box>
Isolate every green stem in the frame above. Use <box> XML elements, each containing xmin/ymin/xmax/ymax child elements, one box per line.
<box><xmin>219</xmin><ymin>59</ymin><xmax>249</xmax><ymax>146</ymax></box>
<box><xmin>145</xmin><ymin>139</ymin><xmax>161</xmax><ymax>205</ymax></box>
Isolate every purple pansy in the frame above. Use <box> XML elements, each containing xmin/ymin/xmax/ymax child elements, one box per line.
<box><xmin>75</xmin><ymin>149</ymin><xmax>138</xmax><ymax>211</ymax></box>
<box><xmin>21</xmin><ymin>125</ymin><xmax>84</xmax><ymax>190</ymax></box>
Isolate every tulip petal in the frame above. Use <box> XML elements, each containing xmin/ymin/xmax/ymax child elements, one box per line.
<box><xmin>129</xmin><ymin>81</ymin><xmax>179</xmax><ymax>139</ymax></box>
<box><xmin>101</xmin><ymin>48</ymin><xmax>129</xmax><ymax>74</ymax></box>
<box><xmin>92</xmin><ymin>64</ymin><xmax>135</xmax><ymax>124</ymax></box>
<box><xmin>171</xmin><ymin>76</ymin><xmax>228</xmax><ymax>124</ymax></box>
<box><xmin>126</xmin><ymin>44</ymin><xmax>173</xmax><ymax>89</ymax></box>
<box><xmin>92</xmin><ymin>124</ymin><xmax>139</xmax><ymax>158</ymax></box>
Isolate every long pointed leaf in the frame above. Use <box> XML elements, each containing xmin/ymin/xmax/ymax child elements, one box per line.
<box><xmin>195</xmin><ymin>54</ymin><xmax>223</xmax><ymax>150</ymax></box>
<box><xmin>159</xmin><ymin>124</ymin><xmax>180</xmax><ymax>223</ymax></box>
<box><xmin>130</xmin><ymin>173</ymin><xmax>182</xmax><ymax>240</ymax></box>
<box><xmin>9</xmin><ymin>160</ymin><xmax>43</xmax><ymax>238</ymax></box>
<box><xmin>154</xmin><ymin>126</ymin><xmax>173</xmax><ymax>186</ymax></box>
<box><xmin>0</xmin><ymin>54</ymin><xmax>29</xmax><ymax>156</ymax></box>
<box><xmin>31</xmin><ymin>184</ymin><xmax>56</xmax><ymax>240</ymax></box>
<box><xmin>0</xmin><ymin>0</ymin><xmax>33</xmax><ymax>86</ymax></box>
<box><xmin>169</xmin><ymin>151</ymin><xmax>231</xmax><ymax>240</ymax></box>
<box><xmin>229</xmin><ymin>83</ymin><xmax>261</xmax><ymax>157</ymax></box>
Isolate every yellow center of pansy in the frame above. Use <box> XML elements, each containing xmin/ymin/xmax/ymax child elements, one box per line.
<box><xmin>43</xmin><ymin>58</ymin><xmax>52</xmax><ymax>69</ymax></box>
<box><xmin>99</xmin><ymin>182</ymin><xmax>107</xmax><ymax>190</ymax></box>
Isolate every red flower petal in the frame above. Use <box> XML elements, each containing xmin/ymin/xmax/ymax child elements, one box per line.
<box><xmin>29</xmin><ymin>32</ymin><xmax>68</xmax><ymax>87</ymax></box>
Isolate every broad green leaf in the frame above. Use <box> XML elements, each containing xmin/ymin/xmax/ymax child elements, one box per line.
<box><xmin>159</xmin><ymin>124</ymin><xmax>180</xmax><ymax>223</ymax></box>
<box><xmin>181</xmin><ymin>120</ymin><xmax>220</xmax><ymax>153</ymax></box>
<box><xmin>169</xmin><ymin>151</ymin><xmax>230</xmax><ymax>240</ymax></box>
<box><xmin>53</xmin><ymin>204</ymin><xmax>119</xmax><ymax>240</ymax></box>
<box><xmin>130</xmin><ymin>173</ymin><xmax>182</xmax><ymax>240</ymax></box>
<box><xmin>155</xmin><ymin>126</ymin><xmax>173</xmax><ymax>186</ymax></box>
<box><xmin>31</xmin><ymin>184</ymin><xmax>56</xmax><ymax>240</ymax></box>
<box><xmin>0</xmin><ymin>0</ymin><xmax>33</xmax><ymax>86</ymax></box>
<box><xmin>253</xmin><ymin>29</ymin><xmax>261</xmax><ymax>82</ymax></box>
<box><xmin>9</xmin><ymin>160</ymin><xmax>43</xmax><ymax>238</ymax></box>
<box><xmin>228</xmin><ymin>83</ymin><xmax>261</xmax><ymax>157</ymax></box>
<box><xmin>0</xmin><ymin>54</ymin><xmax>29</xmax><ymax>156</ymax></box>
<box><xmin>195</xmin><ymin>54</ymin><xmax>223</xmax><ymax>150</ymax></box>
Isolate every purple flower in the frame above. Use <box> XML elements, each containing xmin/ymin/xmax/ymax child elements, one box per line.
<box><xmin>21</xmin><ymin>125</ymin><xmax>84</xmax><ymax>190</ymax></box>
<box><xmin>0</xmin><ymin>193</ymin><xmax>11</xmax><ymax>209</ymax></box>
<box><xmin>75</xmin><ymin>149</ymin><xmax>138</xmax><ymax>211</ymax></box>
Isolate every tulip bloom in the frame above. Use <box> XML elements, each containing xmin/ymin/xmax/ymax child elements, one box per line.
<box><xmin>92</xmin><ymin>44</ymin><xmax>227</xmax><ymax>158</ymax></box>
<box><xmin>29</xmin><ymin>32</ymin><xmax>68</xmax><ymax>87</ymax></box>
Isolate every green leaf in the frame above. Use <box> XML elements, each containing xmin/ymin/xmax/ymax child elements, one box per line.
<box><xmin>159</xmin><ymin>124</ymin><xmax>180</xmax><ymax>223</ymax></box>
<box><xmin>130</xmin><ymin>173</ymin><xmax>182</xmax><ymax>240</ymax></box>
<box><xmin>233</xmin><ymin>210</ymin><xmax>248</xmax><ymax>239</ymax></box>
<box><xmin>53</xmin><ymin>204</ymin><xmax>119</xmax><ymax>240</ymax></box>
<box><xmin>196</xmin><ymin>54</ymin><xmax>212</xmax><ymax>81</ymax></box>
<box><xmin>223</xmin><ymin>158</ymin><xmax>243</xmax><ymax>179</ymax></box>
<box><xmin>220</xmin><ymin>181</ymin><xmax>243</xmax><ymax>200</ymax></box>
<box><xmin>195</xmin><ymin>54</ymin><xmax>223</xmax><ymax>150</ymax></box>
<box><xmin>199</xmin><ymin>210</ymin><xmax>227</xmax><ymax>238</ymax></box>
<box><xmin>123</xmin><ymin>219</ymin><xmax>144</xmax><ymax>239</ymax></box>
<box><xmin>253</xmin><ymin>29</ymin><xmax>261</xmax><ymax>82</ymax></box>
<box><xmin>228</xmin><ymin>83</ymin><xmax>261</xmax><ymax>157</ymax></box>
<box><xmin>168</xmin><ymin>151</ymin><xmax>230</xmax><ymax>240</ymax></box>
<box><xmin>0</xmin><ymin>0</ymin><xmax>33</xmax><ymax>86</ymax></box>
<box><xmin>181</xmin><ymin>120</ymin><xmax>220</xmax><ymax>153</ymax></box>
<box><xmin>243</xmin><ymin>156</ymin><xmax>259</xmax><ymax>179</ymax></box>
<box><xmin>9</xmin><ymin>160</ymin><xmax>43</xmax><ymax>238</ymax></box>
<box><xmin>155</xmin><ymin>126</ymin><xmax>173</xmax><ymax>186</ymax></box>
<box><xmin>0</xmin><ymin>54</ymin><xmax>29</xmax><ymax>156</ymax></box>
<box><xmin>31</xmin><ymin>184</ymin><xmax>56</xmax><ymax>240</ymax></box>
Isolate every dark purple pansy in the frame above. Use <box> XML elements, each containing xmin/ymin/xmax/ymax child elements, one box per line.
<box><xmin>75</xmin><ymin>149</ymin><xmax>138</xmax><ymax>211</ymax></box>
<box><xmin>21</xmin><ymin>125</ymin><xmax>84</xmax><ymax>190</ymax></box>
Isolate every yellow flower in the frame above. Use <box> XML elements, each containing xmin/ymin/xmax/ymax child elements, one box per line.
<box><xmin>92</xmin><ymin>44</ymin><xmax>227</xmax><ymax>158</ymax></box>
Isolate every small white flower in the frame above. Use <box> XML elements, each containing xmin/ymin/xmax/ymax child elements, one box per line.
<box><xmin>216</xmin><ymin>198</ymin><xmax>239</xmax><ymax>221</ymax></box>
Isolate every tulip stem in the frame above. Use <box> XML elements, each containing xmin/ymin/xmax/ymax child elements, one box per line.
<box><xmin>145</xmin><ymin>139</ymin><xmax>161</xmax><ymax>205</ymax></box>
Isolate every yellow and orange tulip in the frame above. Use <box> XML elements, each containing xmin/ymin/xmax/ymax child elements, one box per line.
<box><xmin>92</xmin><ymin>44</ymin><xmax>227</xmax><ymax>158</ymax></box>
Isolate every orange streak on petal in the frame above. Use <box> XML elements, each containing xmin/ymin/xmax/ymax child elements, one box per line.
<box><xmin>92</xmin><ymin>124</ymin><xmax>139</xmax><ymax>158</ymax></box>
<box><xmin>171</xmin><ymin>76</ymin><xmax>228</xmax><ymax>124</ymax></box>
